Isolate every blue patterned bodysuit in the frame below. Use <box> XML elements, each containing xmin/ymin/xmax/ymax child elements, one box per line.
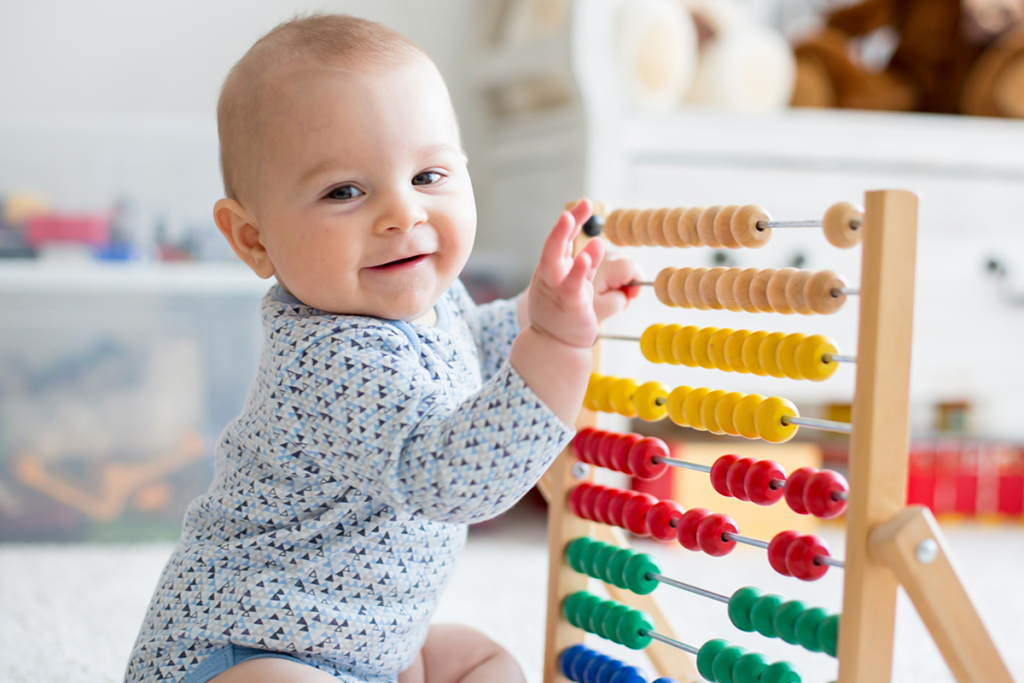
<box><xmin>125</xmin><ymin>281</ymin><xmax>573</xmax><ymax>682</ymax></box>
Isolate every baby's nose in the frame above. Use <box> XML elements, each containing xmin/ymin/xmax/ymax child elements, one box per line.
<box><xmin>374</xmin><ymin>194</ymin><xmax>427</xmax><ymax>234</ymax></box>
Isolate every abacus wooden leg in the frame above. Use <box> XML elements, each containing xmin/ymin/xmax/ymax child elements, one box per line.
<box><xmin>838</xmin><ymin>189</ymin><xmax>918</xmax><ymax>683</ymax></box>
<box><xmin>870</xmin><ymin>506</ymin><xmax>1014</xmax><ymax>683</ymax></box>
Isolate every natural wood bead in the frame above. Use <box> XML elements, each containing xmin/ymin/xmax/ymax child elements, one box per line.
<box><xmin>767</xmin><ymin>268</ymin><xmax>799</xmax><ymax>314</ymax></box>
<box><xmin>616</xmin><ymin>209</ymin><xmax>640</xmax><ymax>246</ymax></box>
<box><xmin>669</xmin><ymin>267</ymin><xmax>694</xmax><ymax>307</ymax></box>
<box><xmin>679</xmin><ymin>207</ymin><xmax>704</xmax><ymax>247</ymax></box>
<box><xmin>805</xmin><ymin>269</ymin><xmax>849</xmax><ymax>314</ymax></box>
<box><xmin>732</xmin><ymin>267</ymin><xmax>762</xmax><ymax>313</ymax></box>
<box><xmin>731</xmin><ymin>204</ymin><xmax>773</xmax><ymax>249</ymax></box>
<box><xmin>749</xmin><ymin>268</ymin><xmax>779</xmax><ymax>312</ymax></box>
<box><xmin>631</xmin><ymin>209</ymin><xmax>653</xmax><ymax>246</ymax></box>
<box><xmin>654</xmin><ymin>267</ymin><xmax>677</xmax><ymax>307</ymax></box>
<box><xmin>716</xmin><ymin>267</ymin><xmax>744</xmax><ymax>312</ymax></box>
<box><xmin>713</xmin><ymin>204</ymin><xmax>742</xmax><ymax>249</ymax></box>
<box><xmin>663</xmin><ymin>207</ymin><xmax>688</xmax><ymax>248</ymax></box>
<box><xmin>785</xmin><ymin>269</ymin><xmax>814</xmax><ymax>315</ymax></box>
<box><xmin>648</xmin><ymin>208</ymin><xmax>672</xmax><ymax>247</ymax></box>
<box><xmin>683</xmin><ymin>267</ymin><xmax>710</xmax><ymax>310</ymax></box>
<box><xmin>696</xmin><ymin>205</ymin><xmax>723</xmax><ymax>248</ymax></box>
<box><xmin>604</xmin><ymin>209</ymin><xmax>626</xmax><ymax>245</ymax></box>
<box><xmin>822</xmin><ymin>201</ymin><xmax>864</xmax><ymax>249</ymax></box>
<box><xmin>699</xmin><ymin>267</ymin><xmax>727</xmax><ymax>310</ymax></box>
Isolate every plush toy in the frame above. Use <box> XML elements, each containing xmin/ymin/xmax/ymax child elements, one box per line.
<box><xmin>791</xmin><ymin>0</ymin><xmax>1024</xmax><ymax>117</ymax></box>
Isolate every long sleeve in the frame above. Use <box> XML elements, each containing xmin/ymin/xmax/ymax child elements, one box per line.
<box><xmin>447</xmin><ymin>279</ymin><xmax>522</xmax><ymax>384</ymax></box>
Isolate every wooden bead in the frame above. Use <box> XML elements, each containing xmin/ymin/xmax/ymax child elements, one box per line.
<box><xmin>639</xmin><ymin>324</ymin><xmax>665</xmax><ymax>363</ymax></box>
<box><xmin>758</xmin><ymin>331</ymin><xmax>787</xmax><ymax>378</ymax></box>
<box><xmin>654</xmin><ymin>267</ymin><xmax>676</xmax><ymax>307</ymax></box>
<box><xmin>713</xmin><ymin>204</ymin><xmax>742</xmax><ymax>249</ymax></box>
<box><xmin>731</xmin><ymin>204</ymin><xmax>772</xmax><ymax>249</ymax></box>
<box><xmin>609</xmin><ymin>378</ymin><xmax>639</xmax><ymax>417</ymax></box>
<box><xmin>724</xmin><ymin>330</ymin><xmax>751</xmax><ymax>374</ymax></box>
<box><xmin>742</xmin><ymin>330</ymin><xmax>769</xmax><ymax>376</ymax></box>
<box><xmin>785</xmin><ymin>269</ymin><xmax>814</xmax><ymax>315</ymax></box>
<box><xmin>822</xmin><ymin>201</ymin><xmax>864</xmax><ymax>249</ymax></box>
<box><xmin>656</xmin><ymin>324</ymin><xmax>682</xmax><ymax>365</ymax></box>
<box><xmin>777</xmin><ymin>333</ymin><xmax>807</xmax><ymax>380</ymax></box>
<box><xmin>716</xmin><ymin>267</ymin><xmax>744</xmax><ymax>312</ymax></box>
<box><xmin>647</xmin><ymin>208</ymin><xmax>672</xmax><ymax>247</ymax></box>
<box><xmin>734</xmin><ymin>394</ymin><xmax>766</xmax><ymax>439</ymax></box>
<box><xmin>696</xmin><ymin>205</ymin><xmax>723</xmax><ymax>247</ymax></box>
<box><xmin>749</xmin><ymin>268</ymin><xmax>778</xmax><ymax>312</ymax></box>
<box><xmin>678</xmin><ymin>207</ymin><xmax>704</xmax><ymax>247</ymax></box>
<box><xmin>667</xmin><ymin>385</ymin><xmax>692</xmax><ymax>426</ymax></box>
<box><xmin>669</xmin><ymin>267</ymin><xmax>694</xmax><ymax>307</ymax></box>
<box><xmin>709</xmin><ymin>328</ymin><xmax>735</xmax><ymax>371</ymax></box>
<box><xmin>804</xmin><ymin>269</ymin><xmax>848</xmax><ymax>314</ymax></box>
<box><xmin>701</xmin><ymin>390</ymin><xmax>728</xmax><ymax>435</ymax></box>
<box><xmin>634</xmin><ymin>381</ymin><xmax>669</xmax><ymax>421</ymax></box>
<box><xmin>604</xmin><ymin>209</ymin><xmax>625</xmax><ymax>246</ymax></box>
<box><xmin>698</xmin><ymin>267</ymin><xmax>727</xmax><ymax>310</ymax></box>
<box><xmin>673</xmin><ymin>326</ymin><xmax>700</xmax><ymax>367</ymax></box>
<box><xmin>691</xmin><ymin>326</ymin><xmax>718</xmax><ymax>369</ymax></box>
<box><xmin>617</xmin><ymin>209</ymin><xmax>640</xmax><ymax>246</ymax></box>
<box><xmin>732</xmin><ymin>267</ymin><xmax>761</xmax><ymax>313</ymax></box>
<box><xmin>796</xmin><ymin>334</ymin><xmax>840</xmax><ymax>381</ymax></box>
<box><xmin>631</xmin><ymin>209</ymin><xmax>654</xmax><ymax>246</ymax></box>
<box><xmin>683</xmin><ymin>387</ymin><xmax>711</xmax><ymax>430</ymax></box>
<box><xmin>766</xmin><ymin>268</ymin><xmax>799</xmax><ymax>314</ymax></box>
<box><xmin>715</xmin><ymin>392</ymin><xmax>745</xmax><ymax>436</ymax></box>
<box><xmin>755</xmin><ymin>396</ymin><xmax>799</xmax><ymax>444</ymax></box>
<box><xmin>663</xmin><ymin>207</ymin><xmax>688</xmax><ymax>248</ymax></box>
<box><xmin>684</xmin><ymin>267</ymin><xmax>710</xmax><ymax>310</ymax></box>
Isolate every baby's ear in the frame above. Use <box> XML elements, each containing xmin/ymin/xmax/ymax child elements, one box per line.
<box><xmin>213</xmin><ymin>198</ymin><xmax>276</xmax><ymax>279</ymax></box>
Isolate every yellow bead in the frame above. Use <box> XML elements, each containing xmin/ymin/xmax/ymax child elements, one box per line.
<box><xmin>640</xmin><ymin>324</ymin><xmax>664</xmax><ymax>364</ymax></box>
<box><xmin>583</xmin><ymin>373</ymin><xmax>601</xmax><ymax>411</ymax></box>
<box><xmin>593</xmin><ymin>375</ymin><xmax>619</xmax><ymax>413</ymax></box>
<box><xmin>715</xmin><ymin>391</ymin><xmax>744</xmax><ymax>436</ymax></box>
<box><xmin>667</xmin><ymin>386</ymin><xmax>692</xmax><ymax>426</ymax></box>
<box><xmin>725</xmin><ymin>330</ymin><xmax>751</xmax><ymax>374</ymax></box>
<box><xmin>755</xmin><ymin>396</ymin><xmax>800</xmax><ymax>443</ymax></box>
<box><xmin>796</xmin><ymin>334</ymin><xmax>840</xmax><ymax>382</ymax></box>
<box><xmin>692</xmin><ymin>327</ymin><xmax>719</xmax><ymax>370</ymax></box>
<box><xmin>657</xmin><ymin>324</ymin><xmax>682</xmax><ymax>365</ymax></box>
<box><xmin>634</xmin><ymin>381</ymin><xmax>669</xmax><ymax>421</ymax></box>
<box><xmin>778</xmin><ymin>333</ymin><xmax>807</xmax><ymax>380</ymax></box>
<box><xmin>700</xmin><ymin>389</ymin><xmax>728</xmax><ymax>435</ymax></box>
<box><xmin>709</xmin><ymin>328</ymin><xmax>735</xmax><ymax>372</ymax></box>
<box><xmin>683</xmin><ymin>387</ymin><xmax>711</xmax><ymax>430</ymax></box>
<box><xmin>672</xmin><ymin>326</ymin><xmax>700</xmax><ymax>367</ymax></box>
<box><xmin>734</xmin><ymin>393</ymin><xmax>766</xmax><ymax>439</ymax></box>
<box><xmin>742</xmin><ymin>331</ymin><xmax>769</xmax><ymax>377</ymax></box>
<box><xmin>758</xmin><ymin>331</ymin><xmax>787</xmax><ymax>379</ymax></box>
<box><xmin>609</xmin><ymin>378</ymin><xmax>639</xmax><ymax>417</ymax></box>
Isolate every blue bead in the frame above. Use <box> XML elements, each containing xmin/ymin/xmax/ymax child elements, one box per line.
<box><xmin>560</xmin><ymin>644</ymin><xmax>589</xmax><ymax>681</ymax></box>
<box><xmin>652</xmin><ymin>679</ymin><xmax>680</xmax><ymax>683</ymax></box>
<box><xmin>609</xmin><ymin>665</ymin><xmax>647</xmax><ymax>683</ymax></box>
<box><xmin>583</xmin><ymin>654</ymin><xmax>613</xmax><ymax>683</ymax></box>
<box><xmin>596</xmin><ymin>657</ymin><xmax>626</xmax><ymax>683</ymax></box>
<box><xmin>571</xmin><ymin>648</ymin><xmax>598</xmax><ymax>682</ymax></box>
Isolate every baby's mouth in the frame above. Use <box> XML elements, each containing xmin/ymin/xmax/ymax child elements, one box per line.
<box><xmin>369</xmin><ymin>253</ymin><xmax>430</xmax><ymax>270</ymax></box>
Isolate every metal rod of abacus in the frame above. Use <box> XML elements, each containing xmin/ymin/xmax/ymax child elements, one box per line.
<box><xmin>756</xmin><ymin>219</ymin><xmax>821</xmax><ymax>229</ymax></box>
<box><xmin>656</xmin><ymin>456</ymin><xmax>711</xmax><ymax>474</ymax></box>
<box><xmin>647</xmin><ymin>573</ymin><xmax>730</xmax><ymax>604</ymax></box>
<box><xmin>833</xmin><ymin>286</ymin><xmax>860</xmax><ymax>297</ymax></box>
<box><xmin>781</xmin><ymin>415</ymin><xmax>852</xmax><ymax>434</ymax></box>
<box><xmin>641</xmin><ymin>630</ymin><xmax>700</xmax><ymax>655</ymax></box>
<box><xmin>724</xmin><ymin>532</ymin><xmax>846</xmax><ymax>569</ymax></box>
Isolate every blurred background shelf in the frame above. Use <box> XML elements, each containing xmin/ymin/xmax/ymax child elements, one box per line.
<box><xmin>0</xmin><ymin>260</ymin><xmax>269</xmax><ymax>295</ymax></box>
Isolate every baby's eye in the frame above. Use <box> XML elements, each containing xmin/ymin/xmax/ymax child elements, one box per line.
<box><xmin>326</xmin><ymin>185</ymin><xmax>364</xmax><ymax>201</ymax></box>
<box><xmin>412</xmin><ymin>171</ymin><xmax>444</xmax><ymax>186</ymax></box>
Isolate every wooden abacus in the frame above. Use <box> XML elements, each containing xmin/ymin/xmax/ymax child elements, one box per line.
<box><xmin>536</xmin><ymin>191</ymin><xmax>1015</xmax><ymax>683</ymax></box>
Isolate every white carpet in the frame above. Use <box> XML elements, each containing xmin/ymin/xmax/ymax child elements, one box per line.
<box><xmin>1</xmin><ymin>507</ymin><xmax>1022</xmax><ymax>683</ymax></box>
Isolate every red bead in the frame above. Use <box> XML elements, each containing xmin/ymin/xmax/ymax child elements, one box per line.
<box><xmin>610</xmin><ymin>433</ymin><xmax>644</xmax><ymax>473</ymax></box>
<box><xmin>646</xmin><ymin>499</ymin><xmax>686</xmax><ymax>541</ymax></box>
<box><xmin>606</xmin><ymin>490</ymin><xmax>633</xmax><ymax>529</ymax></box>
<box><xmin>696</xmin><ymin>513</ymin><xmax>738</xmax><ymax>557</ymax></box>
<box><xmin>784</xmin><ymin>467</ymin><xmax>818</xmax><ymax>515</ymax></box>
<box><xmin>786</xmin><ymin>534</ymin><xmax>831</xmax><ymax>581</ymax></box>
<box><xmin>573</xmin><ymin>428</ymin><xmax>596</xmax><ymax>462</ymax></box>
<box><xmin>726</xmin><ymin>457</ymin><xmax>755</xmax><ymax>501</ymax></box>
<box><xmin>628</xmin><ymin>437</ymin><xmax>670</xmax><ymax>480</ymax></box>
<box><xmin>592</xmin><ymin>487</ymin><xmax>619</xmax><ymax>525</ymax></box>
<box><xmin>579</xmin><ymin>484</ymin><xmax>609</xmax><ymax>522</ymax></box>
<box><xmin>568</xmin><ymin>485</ymin><xmax>588</xmax><ymax>518</ymax></box>
<box><xmin>596</xmin><ymin>433</ymin><xmax>618</xmax><ymax>469</ymax></box>
<box><xmin>622</xmin><ymin>492</ymin><xmax>658</xmax><ymax>535</ymax></box>
<box><xmin>744</xmin><ymin>460</ymin><xmax>787</xmax><ymax>506</ymax></box>
<box><xmin>676</xmin><ymin>507</ymin><xmax>710</xmax><ymax>551</ymax></box>
<box><xmin>710</xmin><ymin>454</ymin><xmax>739</xmax><ymax>498</ymax></box>
<box><xmin>767</xmin><ymin>530</ymin><xmax>801</xmax><ymax>576</ymax></box>
<box><xmin>804</xmin><ymin>470</ymin><xmax>849</xmax><ymax>519</ymax></box>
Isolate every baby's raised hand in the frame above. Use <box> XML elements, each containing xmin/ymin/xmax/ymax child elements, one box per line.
<box><xmin>592</xmin><ymin>250</ymin><xmax>645</xmax><ymax>323</ymax></box>
<box><xmin>526</xmin><ymin>200</ymin><xmax>606</xmax><ymax>349</ymax></box>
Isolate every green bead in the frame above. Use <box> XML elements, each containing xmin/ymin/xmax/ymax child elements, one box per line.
<box><xmin>588</xmin><ymin>600</ymin><xmax>614</xmax><ymax>636</ymax></box>
<box><xmin>760</xmin><ymin>661</ymin><xmax>801</xmax><ymax>683</ymax></box>
<box><xmin>594</xmin><ymin>544</ymin><xmax>620</xmax><ymax>583</ymax></box>
<box><xmin>562</xmin><ymin>591</ymin><xmax>586</xmax><ymax>626</ymax></box>
<box><xmin>751</xmin><ymin>594</ymin><xmax>784</xmax><ymax>638</ymax></box>
<box><xmin>581</xmin><ymin>541</ymin><xmax>606</xmax><ymax>580</ymax></box>
<box><xmin>565</xmin><ymin>537</ymin><xmax>592</xmax><ymax>573</ymax></box>
<box><xmin>818</xmin><ymin>614</ymin><xmax>840</xmax><ymax>657</ymax></box>
<box><xmin>607</xmin><ymin>548</ymin><xmax>633</xmax><ymax>589</ymax></box>
<box><xmin>617</xmin><ymin>609</ymin><xmax>654</xmax><ymax>650</ymax></box>
<box><xmin>712</xmin><ymin>645</ymin><xmax>748</xmax><ymax>683</ymax></box>
<box><xmin>731</xmin><ymin>652</ymin><xmax>770</xmax><ymax>683</ymax></box>
<box><xmin>576</xmin><ymin>593</ymin><xmax>602</xmax><ymax>633</ymax></box>
<box><xmin>601</xmin><ymin>604</ymin><xmax>631</xmax><ymax>643</ymax></box>
<box><xmin>727</xmin><ymin>587</ymin><xmax>764</xmax><ymax>633</ymax></box>
<box><xmin>795</xmin><ymin>607</ymin><xmax>828</xmax><ymax>653</ymax></box>
<box><xmin>623</xmin><ymin>553</ymin><xmax>661</xmax><ymax>595</ymax></box>
<box><xmin>773</xmin><ymin>600</ymin><xmax>808</xmax><ymax>644</ymax></box>
<box><xmin>696</xmin><ymin>639</ymin><xmax>731</xmax><ymax>682</ymax></box>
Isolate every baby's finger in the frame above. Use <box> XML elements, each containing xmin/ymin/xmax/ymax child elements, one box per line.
<box><xmin>563</xmin><ymin>249</ymin><xmax>593</xmax><ymax>294</ymax></box>
<box><xmin>538</xmin><ymin>210</ymin><xmax>575</xmax><ymax>279</ymax></box>
<box><xmin>569</xmin><ymin>198</ymin><xmax>593</xmax><ymax>233</ymax></box>
<box><xmin>580</xmin><ymin>235</ymin><xmax>605</xmax><ymax>282</ymax></box>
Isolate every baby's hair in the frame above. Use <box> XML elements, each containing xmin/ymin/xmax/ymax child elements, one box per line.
<box><xmin>217</xmin><ymin>13</ymin><xmax>427</xmax><ymax>205</ymax></box>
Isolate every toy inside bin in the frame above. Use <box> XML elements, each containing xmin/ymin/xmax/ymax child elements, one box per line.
<box><xmin>25</xmin><ymin>213</ymin><xmax>110</xmax><ymax>247</ymax></box>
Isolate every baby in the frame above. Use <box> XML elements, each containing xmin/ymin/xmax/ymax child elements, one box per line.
<box><xmin>125</xmin><ymin>14</ymin><xmax>641</xmax><ymax>683</ymax></box>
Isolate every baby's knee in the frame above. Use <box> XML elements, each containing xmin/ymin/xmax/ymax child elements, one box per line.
<box><xmin>419</xmin><ymin>624</ymin><xmax>524</xmax><ymax>683</ymax></box>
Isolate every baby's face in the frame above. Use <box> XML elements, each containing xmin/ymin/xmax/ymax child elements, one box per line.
<box><xmin>252</xmin><ymin>56</ymin><xmax>475</xmax><ymax>321</ymax></box>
